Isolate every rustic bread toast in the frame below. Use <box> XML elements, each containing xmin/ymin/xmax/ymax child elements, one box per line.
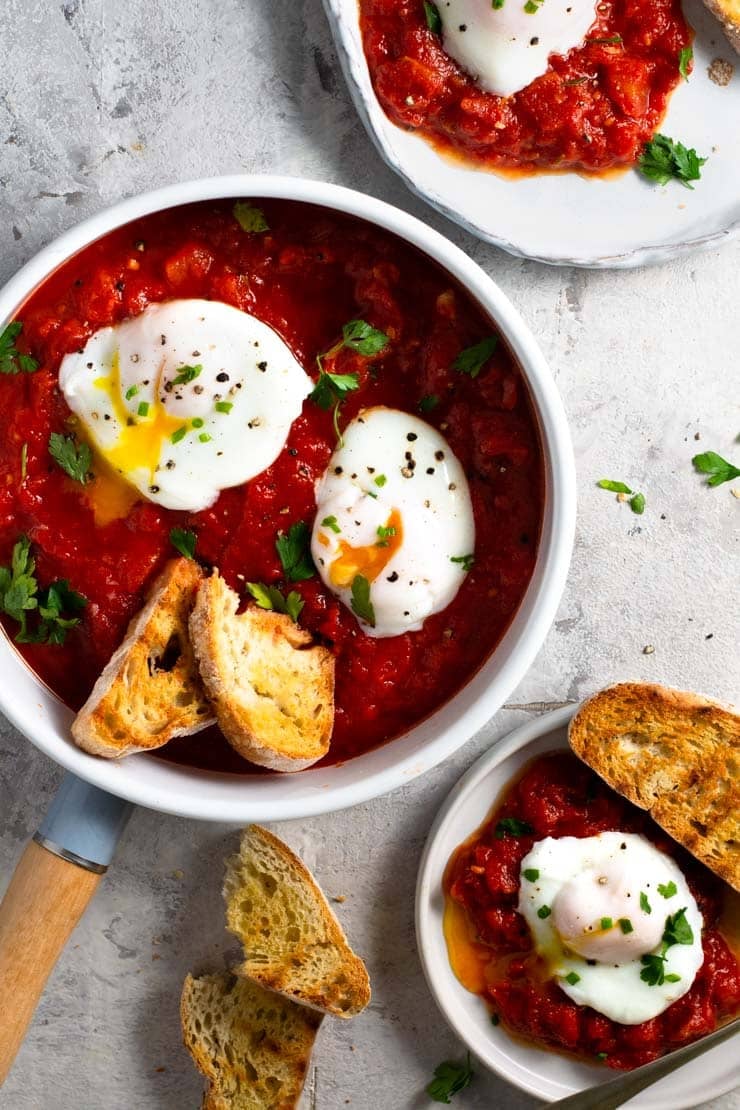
<box><xmin>703</xmin><ymin>0</ymin><xmax>740</xmax><ymax>52</ymax></box>
<box><xmin>181</xmin><ymin>972</ymin><xmax>321</xmax><ymax>1110</ymax></box>
<box><xmin>224</xmin><ymin>825</ymin><xmax>371</xmax><ymax>1018</ymax></box>
<box><xmin>569</xmin><ymin>683</ymin><xmax>740</xmax><ymax>891</ymax></box>
<box><xmin>72</xmin><ymin>558</ymin><xmax>213</xmax><ymax>758</ymax></box>
<box><xmin>189</xmin><ymin>572</ymin><xmax>335</xmax><ymax>772</ymax></box>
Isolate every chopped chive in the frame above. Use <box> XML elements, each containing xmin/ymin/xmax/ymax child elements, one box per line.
<box><xmin>640</xmin><ymin>892</ymin><xmax>652</xmax><ymax>914</ymax></box>
<box><xmin>600</xmin><ymin>917</ymin><xmax>613</xmax><ymax>930</ymax></box>
<box><xmin>322</xmin><ymin>515</ymin><xmax>341</xmax><ymax>534</ymax></box>
<box><xmin>537</xmin><ymin>905</ymin><xmax>551</xmax><ymax>919</ymax></box>
<box><xmin>374</xmin><ymin>474</ymin><xmax>387</xmax><ymax>487</ymax></box>
<box><xmin>171</xmin><ymin>425</ymin><xmax>188</xmax><ymax>444</ymax></box>
<box><xmin>191</xmin><ymin>417</ymin><xmax>204</xmax><ymax>428</ymax></box>
<box><xmin>564</xmin><ymin>971</ymin><xmax>581</xmax><ymax>986</ymax></box>
<box><xmin>137</xmin><ymin>401</ymin><xmax>149</xmax><ymax>418</ymax></box>
<box><xmin>198</xmin><ymin>432</ymin><xmax>212</xmax><ymax>443</ymax></box>
<box><xmin>125</xmin><ymin>384</ymin><xmax>139</xmax><ymax>400</ymax></box>
<box><xmin>658</xmin><ymin>881</ymin><xmax>677</xmax><ymax>899</ymax></box>
<box><xmin>618</xmin><ymin>918</ymin><xmax>634</xmax><ymax>935</ymax></box>
<box><xmin>215</xmin><ymin>401</ymin><xmax>233</xmax><ymax>414</ymax></box>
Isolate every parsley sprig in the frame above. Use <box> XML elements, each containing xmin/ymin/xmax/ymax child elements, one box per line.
<box><xmin>640</xmin><ymin>907</ymin><xmax>694</xmax><ymax>986</ymax></box>
<box><xmin>48</xmin><ymin>433</ymin><xmax>92</xmax><ymax>484</ymax></box>
<box><xmin>170</xmin><ymin>528</ymin><xmax>197</xmax><ymax>560</ymax></box>
<box><xmin>427</xmin><ymin>1052</ymin><xmax>474</xmax><ymax>1104</ymax></box>
<box><xmin>494</xmin><ymin>816</ymin><xmax>533</xmax><ymax>839</ymax></box>
<box><xmin>638</xmin><ymin>134</ymin><xmax>707</xmax><ymax>189</ymax></box>
<box><xmin>0</xmin><ymin>322</ymin><xmax>39</xmax><ymax>375</ymax></box>
<box><xmin>246</xmin><ymin>582</ymin><xmax>304</xmax><ymax>623</ymax></box>
<box><xmin>452</xmin><ymin>336</ymin><xmax>498</xmax><ymax>379</ymax></box>
<box><xmin>692</xmin><ymin>450</ymin><xmax>740</xmax><ymax>487</ymax></box>
<box><xmin>310</xmin><ymin>319</ymin><xmax>389</xmax><ymax>442</ymax></box>
<box><xmin>597</xmin><ymin>479</ymin><xmax>645</xmax><ymax>515</ymax></box>
<box><xmin>423</xmin><ymin>1</ymin><xmax>442</xmax><ymax>34</ymax></box>
<box><xmin>0</xmin><ymin>535</ymin><xmax>86</xmax><ymax>645</ymax></box>
<box><xmin>275</xmin><ymin>521</ymin><xmax>315</xmax><ymax>582</ymax></box>
<box><xmin>679</xmin><ymin>46</ymin><xmax>693</xmax><ymax>80</ymax></box>
<box><xmin>350</xmin><ymin>574</ymin><xmax>375</xmax><ymax>627</ymax></box>
<box><xmin>233</xmin><ymin>201</ymin><xmax>269</xmax><ymax>233</ymax></box>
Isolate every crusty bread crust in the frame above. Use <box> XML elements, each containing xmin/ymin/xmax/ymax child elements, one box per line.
<box><xmin>703</xmin><ymin>0</ymin><xmax>740</xmax><ymax>52</ymax></box>
<box><xmin>225</xmin><ymin>825</ymin><xmax>371</xmax><ymax>1018</ymax></box>
<box><xmin>569</xmin><ymin>683</ymin><xmax>740</xmax><ymax>891</ymax></box>
<box><xmin>189</xmin><ymin>572</ymin><xmax>334</xmax><ymax>772</ymax></box>
<box><xmin>181</xmin><ymin>971</ymin><xmax>321</xmax><ymax>1110</ymax></box>
<box><xmin>72</xmin><ymin>558</ymin><xmax>214</xmax><ymax>758</ymax></box>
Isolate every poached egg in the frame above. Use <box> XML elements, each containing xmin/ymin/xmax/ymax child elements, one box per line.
<box><xmin>518</xmin><ymin>832</ymin><xmax>704</xmax><ymax>1024</ymax></box>
<box><xmin>438</xmin><ymin>0</ymin><xmax>599</xmax><ymax>98</ymax></box>
<box><xmin>311</xmin><ymin>407</ymin><xmax>475</xmax><ymax>638</ymax></box>
<box><xmin>59</xmin><ymin>299</ymin><xmax>313</xmax><ymax>512</ymax></box>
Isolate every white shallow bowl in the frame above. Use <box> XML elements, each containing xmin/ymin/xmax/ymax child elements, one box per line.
<box><xmin>415</xmin><ymin>707</ymin><xmax>739</xmax><ymax>1107</ymax></box>
<box><xmin>0</xmin><ymin>175</ymin><xmax>575</xmax><ymax>823</ymax></box>
<box><xmin>323</xmin><ymin>0</ymin><xmax>740</xmax><ymax>267</ymax></box>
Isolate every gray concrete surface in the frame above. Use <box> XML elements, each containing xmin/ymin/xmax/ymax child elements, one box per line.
<box><xmin>0</xmin><ymin>1</ymin><xmax>738</xmax><ymax>1107</ymax></box>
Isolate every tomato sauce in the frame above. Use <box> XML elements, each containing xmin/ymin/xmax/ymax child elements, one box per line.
<box><xmin>0</xmin><ymin>200</ymin><xmax>543</xmax><ymax>772</ymax></box>
<box><xmin>359</xmin><ymin>0</ymin><xmax>692</xmax><ymax>172</ymax></box>
<box><xmin>445</xmin><ymin>753</ymin><xmax>740</xmax><ymax>1069</ymax></box>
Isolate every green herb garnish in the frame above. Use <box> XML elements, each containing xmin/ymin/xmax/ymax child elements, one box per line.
<box><xmin>198</xmin><ymin>432</ymin><xmax>212</xmax><ymax>443</ymax></box>
<box><xmin>638</xmin><ymin>134</ymin><xmax>707</xmax><ymax>189</ymax></box>
<box><xmin>0</xmin><ymin>322</ymin><xmax>38</xmax><ymax>375</ymax></box>
<box><xmin>48</xmin><ymin>433</ymin><xmax>92</xmax><ymax>484</ymax></box>
<box><xmin>233</xmin><ymin>201</ymin><xmax>269</xmax><ymax>233</ymax></box>
<box><xmin>376</xmin><ymin>524</ymin><xmax>397</xmax><ymax>547</ymax></box>
<box><xmin>692</xmin><ymin>450</ymin><xmax>740</xmax><ymax>487</ymax></box>
<box><xmin>427</xmin><ymin>1052</ymin><xmax>473</xmax><ymax>1104</ymax></box>
<box><xmin>350</xmin><ymin>574</ymin><xmax>375</xmax><ymax>627</ymax></box>
<box><xmin>171</xmin><ymin>425</ymin><xmax>188</xmax><ymax>444</ymax></box>
<box><xmin>618</xmin><ymin>918</ymin><xmax>634</xmax><ymax>935</ymax></box>
<box><xmin>564</xmin><ymin>971</ymin><xmax>581</xmax><ymax>986</ymax></box>
<box><xmin>663</xmin><ymin>907</ymin><xmax>694</xmax><ymax>948</ymax></box>
<box><xmin>419</xmin><ymin>394</ymin><xmax>440</xmax><ymax>413</ymax></box>
<box><xmin>537</xmin><ymin>905</ymin><xmax>552</xmax><ymax>919</ymax></box>
<box><xmin>137</xmin><ymin>401</ymin><xmax>150</xmax><ymax>418</ymax></box>
<box><xmin>246</xmin><ymin>582</ymin><xmax>304</xmax><ymax>622</ymax></box>
<box><xmin>310</xmin><ymin>319</ymin><xmax>389</xmax><ymax>443</ymax></box>
<box><xmin>374</xmin><ymin>474</ymin><xmax>387</xmax><ymax>487</ymax></box>
<box><xmin>125</xmin><ymin>384</ymin><xmax>139</xmax><ymax>400</ymax></box>
<box><xmin>215</xmin><ymin>401</ymin><xmax>233</xmax><ymax>414</ymax></box>
<box><xmin>170</xmin><ymin>528</ymin><xmax>197</xmax><ymax>560</ymax></box>
<box><xmin>495</xmin><ymin>816</ymin><xmax>534</xmax><ymax>839</ymax></box>
<box><xmin>172</xmin><ymin>364</ymin><xmax>202</xmax><ymax>386</ymax></box>
<box><xmin>640</xmin><ymin>892</ymin><xmax>652</xmax><ymax>914</ymax></box>
<box><xmin>423</xmin><ymin>1</ymin><xmax>442</xmax><ymax>34</ymax></box>
<box><xmin>341</xmin><ymin>319</ymin><xmax>390</xmax><ymax>357</ymax></box>
<box><xmin>450</xmin><ymin>554</ymin><xmax>474</xmax><ymax>572</ymax></box>
<box><xmin>679</xmin><ymin>46</ymin><xmax>693</xmax><ymax>80</ymax></box>
<box><xmin>600</xmin><ymin>917</ymin><xmax>613</xmax><ymax>930</ymax></box>
<box><xmin>275</xmin><ymin>521</ymin><xmax>315</xmax><ymax>582</ymax></box>
<box><xmin>322</xmin><ymin>515</ymin><xmax>341</xmax><ymax>534</ymax></box>
<box><xmin>523</xmin><ymin>868</ymin><xmax>539</xmax><ymax>882</ymax></box>
<box><xmin>658</xmin><ymin>881</ymin><xmax>677</xmax><ymax>899</ymax></box>
<box><xmin>597</xmin><ymin>479</ymin><xmax>645</xmax><ymax>514</ymax></box>
<box><xmin>0</xmin><ymin>536</ymin><xmax>86</xmax><ymax>645</ymax></box>
<box><xmin>587</xmin><ymin>34</ymin><xmax>622</xmax><ymax>44</ymax></box>
<box><xmin>452</xmin><ymin>336</ymin><xmax>498</xmax><ymax>379</ymax></box>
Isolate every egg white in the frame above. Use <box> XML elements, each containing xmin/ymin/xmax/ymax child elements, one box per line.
<box><xmin>311</xmin><ymin>407</ymin><xmax>475</xmax><ymax>638</ymax></box>
<box><xmin>518</xmin><ymin>832</ymin><xmax>704</xmax><ymax>1024</ymax></box>
<box><xmin>439</xmin><ymin>0</ymin><xmax>598</xmax><ymax>98</ymax></box>
<box><xmin>59</xmin><ymin>299</ymin><xmax>313</xmax><ymax>512</ymax></box>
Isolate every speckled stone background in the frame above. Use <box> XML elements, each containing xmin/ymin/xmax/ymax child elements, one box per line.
<box><xmin>0</xmin><ymin>1</ymin><xmax>738</xmax><ymax>1107</ymax></box>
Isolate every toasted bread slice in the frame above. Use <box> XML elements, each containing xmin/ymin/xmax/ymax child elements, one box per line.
<box><xmin>224</xmin><ymin>825</ymin><xmax>371</xmax><ymax>1018</ymax></box>
<box><xmin>189</xmin><ymin>572</ymin><xmax>334</xmax><ymax>772</ymax></box>
<box><xmin>181</xmin><ymin>972</ymin><xmax>321</xmax><ymax>1110</ymax></box>
<box><xmin>569</xmin><ymin>683</ymin><xmax>740</xmax><ymax>891</ymax></box>
<box><xmin>703</xmin><ymin>0</ymin><xmax>740</xmax><ymax>52</ymax></box>
<box><xmin>72</xmin><ymin>558</ymin><xmax>214</xmax><ymax>758</ymax></box>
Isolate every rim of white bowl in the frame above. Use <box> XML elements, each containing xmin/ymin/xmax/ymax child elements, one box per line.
<box><xmin>0</xmin><ymin>175</ymin><xmax>576</xmax><ymax>822</ymax></box>
<box><xmin>414</xmin><ymin>707</ymin><xmax>739</xmax><ymax>1108</ymax></box>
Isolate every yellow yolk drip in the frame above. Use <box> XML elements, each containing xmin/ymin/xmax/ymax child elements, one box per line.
<box><xmin>328</xmin><ymin>508</ymin><xmax>403</xmax><ymax>588</ymax></box>
<box><xmin>94</xmin><ymin>352</ymin><xmax>182</xmax><ymax>482</ymax></box>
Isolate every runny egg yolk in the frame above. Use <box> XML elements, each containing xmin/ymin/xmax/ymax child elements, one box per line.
<box><xmin>321</xmin><ymin>508</ymin><xmax>403</xmax><ymax>588</ymax></box>
<box><xmin>93</xmin><ymin>352</ymin><xmax>182</xmax><ymax>483</ymax></box>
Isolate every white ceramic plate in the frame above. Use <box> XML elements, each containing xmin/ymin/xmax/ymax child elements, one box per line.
<box><xmin>323</xmin><ymin>0</ymin><xmax>740</xmax><ymax>267</ymax></box>
<box><xmin>415</xmin><ymin>707</ymin><xmax>739</xmax><ymax>1107</ymax></box>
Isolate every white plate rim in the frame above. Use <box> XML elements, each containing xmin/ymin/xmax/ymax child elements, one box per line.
<box><xmin>322</xmin><ymin>0</ymin><xmax>740</xmax><ymax>269</ymax></box>
<box><xmin>414</xmin><ymin>705</ymin><xmax>740</xmax><ymax>1108</ymax></box>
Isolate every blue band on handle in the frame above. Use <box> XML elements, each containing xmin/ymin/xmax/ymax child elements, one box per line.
<box><xmin>36</xmin><ymin>773</ymin><xmax>133</xmax><ymax>871</ymax></box>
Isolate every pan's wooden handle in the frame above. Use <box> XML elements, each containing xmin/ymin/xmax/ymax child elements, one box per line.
<box><xmin>0</xmin><ymin>839</ymin><xmax>102</xmax><ymax>1085</ymax></box>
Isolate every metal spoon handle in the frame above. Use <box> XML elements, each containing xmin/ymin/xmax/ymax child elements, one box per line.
<box><xmin>550</xmin><ymin>1019</ymin><xmax>739</xmax><ymax>1109</ymax></box>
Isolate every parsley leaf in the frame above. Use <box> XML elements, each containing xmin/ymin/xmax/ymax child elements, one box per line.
<box><xmin>638</xmin><ymin>134</ymin><xmax>707</xmax><ymax>189</ymax></box>
<box><xmin>322</xmin><ymin>515</ymin><xmax>341</xmax><ymax>534</ymax></box>
<box><xmin>452</xmin><ymin>336</ymin><xmax>498</xmax><ymax>379</ymax></box>
<box><xmin>170</xmin><ymin>528</ymin><xmax>197</xmax><ymax>560</ymax></box>
<box><xmin>494</xmin><ymin>816</ymin><xmax>533</xmax><ymax>839</ymax></box>
<box><xmin>309</xmin><ymin>371</ymin><xmax>360</xmax><ymax>411</ymax></box>
<box><xmin>275</xmin><ymin>521</ymin><xmax>315</xmax><ymax>582</ymax></box>
<box><xmin>537</xmin><ymin>905</ymin><xmax>552</xmax><ymax>919</ymax></box>
<box><xmin>640</xmin><ymin>952</ymin><xmax>667</xmax><ymax>986</ymax></box>
<box><xmin>172</xmin><ymin>364</ymin><xmax>202</xmax><ymax>386</ymax></box>
<box><xmin>565</xmin><ymin>971</ymin><xmax>581</xmax><ymax>985</ymax></box>
<box><xmin>640</xmin><ymin>891</ymin><xmax>652</xmax><ymax>914</ymax></box>
<box><xmin>350</xmin><ymin>574</ymin><xmax>375</xmax><ymax>626</ymax></box>
<box><xmin>597</xmin><ymin>479</ymin><xmax>632</xmax><ymax>494</ymax></box>
<box><xmin>423</xmin><ymin>1</ymin><xmax>442</xmax><ymax>34</ymax></box>
<box><xmin>523</xmin><ymin>868</ymin><xmax>539</xmax><ymax>882</ymax></box>
<box><xmin>341</xmin><ymin>319</ymin><xmax>390</xmax><ymax>357</ymax></box>
<box><xmin>630</xmin><ymin>492</ymin><xmax>646</xmax><ymax>515</ymax></box>
<box><xmin>663</xmin><ymin>907</ymin><xmax>694</xmax><ymax>947</ymax></box>
<box><xmin>679</xmin><ymin>46</ymin><xmax>693</xmax><ymax>80</ymax></box>
<box><xmin>450</xmin><ymin>554</ymin><xmax>474</xmax><ymax>572</ymax></box>
<box><xmin>48</xmin><ymin>433</ymin><xmax>92</xmax><ymax>484</ymax></box>
<box><xmin>427</xmin><ymin>1053</ymin><xmax>473</xmax><ymax>1104</ymax></box>
<box><xmin>419</xmin><ymin>394</ymin><xmax>440</xmax><ymax>413</ymax></box>
<box><xmin>233</xmin><ymin>201</ymin><xmax>269</xmax><ymax>233</ymax></box>
<box><xmin>692</xmin><ymin>450</ymin><xmax>740</xmax><ymax>487</ymax></box>
<box><xmin>246</xmin><ymin>582</ymin><xmax>304</xmax><ymax>623</ymax></box>
<box><xmin>0</xmin><ymin>536</ymin><xmax>85</xmax><ymax>644</ymax></box>
<box><xmin>0</xmin><ymin>321</ymin><xmax>39</xmax><ymax>375</ymax></box>
<box><xmin>658</xmin><ymin>881</ymin><xmax>677</xmax><ymax>899</ymax></box>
